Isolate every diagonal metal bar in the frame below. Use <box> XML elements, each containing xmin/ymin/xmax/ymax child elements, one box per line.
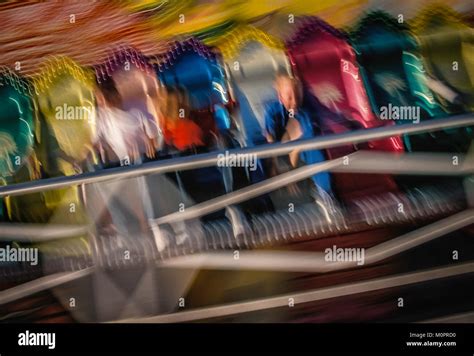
<box><xmin>112</xmin><ymin>261</ymin><xmax>474</xmax><ymax>323</ymax></box>
<box><xmin>156</xmin><ymin>209</ymin><xmax>474</xmax><ymax>272</ymax></box>
<box><xmin>333</xmin><ymin>151</ymin><xmax>473</xmax><ymax>175</ymax></box>
<box><xmin>153</xmin><ymin>155</ymin><xmax>347</xmax><ymax>225</ymax></box>
<box><xmin>153</xmin><ymin>151</ymin><xmax>471</xmax><ymax>225</ymax></box>
<box><xmin>0</xmin><ymin>267</ymin><xmax>94</xmax><ymax>306</ymax></box>
<box><xmin>0</xmin><ymin>224</ymin><xmax>90</xmax><ymax>241</ymax></box>
<box><xmin>420</xmin><ymin>311</ymin><xmax>474</xmax><ymax>323</ymax></box>
<box><xmin>0</xmin><ymin>207</ymin><xmax>471</xmax><ymax>305</ymax></box>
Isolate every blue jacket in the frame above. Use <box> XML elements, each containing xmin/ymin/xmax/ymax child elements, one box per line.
<box><xmin>263</xmin><ymin>100</ymin><xmax>332</xmax><ymax>193</ymax></box>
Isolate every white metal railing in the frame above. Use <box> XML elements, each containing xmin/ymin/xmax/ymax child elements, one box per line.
<box><xmin>112</xmin><ymin>261</ymin><xmax>474</xmax><ymax>323</ymax></box>
<box><xmin>157</xmin><ymin>209</ymin><xmax>474</xmax><ymax>271</ymax></box>
<box><xmin>0</xmin><ymin>113</ymin><xmax>472</xmax><ymax>198</ymax></box>
<box><xmin>0</xmin><ymin>224</ymin><xmax>89</xmax><ymax>241</ymax></box>
<box><xmin>153</xmin><ymin>151</ymin><xmax>472</xmax><ymax>225</ymax></box>
<box><xmin>1</xmin><ymin>207</ymin><xmax>472</xmax><ymax>306</ymax></box>
<box><xmin>1</xmin><ymin>150</ymin><xmax>470</xmax><ymax>239</ymax></box>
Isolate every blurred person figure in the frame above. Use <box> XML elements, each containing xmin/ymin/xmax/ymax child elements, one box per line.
<box><xmin>21</xmin><ymin>58</ymin><xmax>96</xmax><ymax>224</ymax></box>
<box><xmin>161</xmin><ymin>87</ymin><xmax>204</xmax><ymax>152</ymax></box>
<box><xmin>90</xmin><ymin>78</ymin><xmax>157</xmax><ymax>237</ymax></box>
<box><xmin>0</xmin><ymin>68</ymin><xmax>36</xmax><ymax>222</ymax></box>
<box><xmin>94</xmin><ymin>77</ymin><xmax>160</xmax><ymax>166</ymax></box>
<box><xmin>112</xmin><ymin>67</ymin><xmax>163</xmax><ymax>160</ymax></box>
<box><xmin>263</xmin><ymin>72</ymin><xmax>332</xmax><ymax>203</ymax></box>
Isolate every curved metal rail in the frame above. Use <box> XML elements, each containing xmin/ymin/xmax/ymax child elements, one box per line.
<box><xmin>0</xmin><ymin>114</ymin><xmax>472</xmax><ymax>198</ymax></box>
<box><xmin>112</xmin><ymin>262</ymin><xmax>474</xmax><ymax>323</ymax></box>
<box><xmin>0</xmin><ymin>193</ymin><xmax>470</xmax><ymax>305</ymax></box>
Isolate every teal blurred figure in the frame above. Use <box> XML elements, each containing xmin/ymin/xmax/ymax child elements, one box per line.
<box><xmin>350</xmin><ymin>11</ymin><xmax>472</xmax><ymax>153</ymax></box>
<box><xmin>0</xmin><ymin>68</ymin><xmax>36</xmax><ymax>221</ymax></box>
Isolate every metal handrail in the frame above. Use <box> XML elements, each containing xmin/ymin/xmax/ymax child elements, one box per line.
<box><xmin>0</xmin><ymin>224</ymin><xmax>90</xmax><ymax>241</ymax></box>
<box><xmin>0</xmin><ymin>114</ymin><xmax>473</xmax><ymax>198</ymax></box>
<box><xmin>0</xmin><ymin>206</ymin><xmax>471</xmax><ymax>305</ymax></box>
<box><xmin>0</xmin><ymin>267</ymin><xmax>93</xmax><ymax>306</ymax></box>
<box><xmin>0</xmin><ymin>151</ymin><xmax>470</xmax><ymax>240</ymax></box>
<box><xmin>153</xmin><ymin>151</ymin><xmax>472</xmax><ymax>225</ymax></box>
<box><xmin>157</xmin><ymin>208</ymin><xmax>474</xmax><ymax>272</ymax></box>
<box><xmin>112</xmin><ymin>261</ymin><xmax>474</xmax><ymax>323</ymax></box>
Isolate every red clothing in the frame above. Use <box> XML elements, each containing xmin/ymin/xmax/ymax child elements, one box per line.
<box><xmin>163</xmin><ymin>118</ymin><xmax>204</xmax><ymax>151</ymax></box>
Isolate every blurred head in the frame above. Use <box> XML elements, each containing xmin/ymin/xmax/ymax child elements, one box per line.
<box><xmin>274</xmin><ymin>73</ymin><xmax>302</xmax><ymax>112</ymax></box>
<box><xmin>165</xmin><ymin>87</ymin><xmax>189</xmax><ymax>121</ymax></box>
<box><xmin>36</xmin><ymin>70</ymin><xmax>97</xmax><ymax>163</ymax></box>
<box><xmin>112</xmin><ymin>67</ymin><xmax>147</xmax><ymax>102</ymax></box>
<box><xmin>96</xmin><ymin>77</ymin><xmax>122</xmax><ymax>109</ymax></box>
